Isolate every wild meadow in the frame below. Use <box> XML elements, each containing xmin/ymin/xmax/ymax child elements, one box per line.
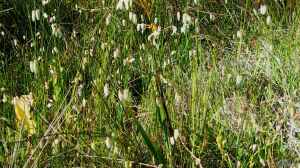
<box><xmin>1</xmin><ymin>0</ymin><xmax>300</xmax><ymax>167</ymax></box>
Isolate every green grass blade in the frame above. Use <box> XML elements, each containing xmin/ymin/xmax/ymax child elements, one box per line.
<box><xmin>135</xmin><ymin>120</ymin><xmax>165</xmax><ymax>165</ymax></box>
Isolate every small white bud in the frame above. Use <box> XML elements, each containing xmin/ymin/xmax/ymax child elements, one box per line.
<box><xmin>266</xmin><ymin>15</ymin><xmax>272</xmax><ymax>25</ymax></box>
<box><xmin>177</xmin><ymin>12</ymin><xmax>180</xmax><ymax>21</ymax></box>
<box><xmin>237</xmin><ymin>30</ymin><xmax>243</xmax><ymax>39</ymax></box>
<box><xmin>118</xmin><ymin>89</ymin><xmax>129</xmax><ymax>102</ymax></box>
<box><xmin>174</xmin><ymin>129</ymin><xmax>179</xmax><ymax>141</ymax></box>
<box><xmin>169</xmin><ymin>136</ymin><xmax>175</xmax><ymax>145</ymax></box>
<box><xmin>209</xmin><ymin>13</ymin><xmax>216</xmax><ymax>21</ymax></box>
<box><xmin>30</xmin><ymin>60</ymin><xmax>38</xmax><ymax>74</ymax></box>
<box><xmin>129</xmin><ymin>12</ymin><xmax>137</xmax><ymax>24</ymax></box>
<box><xmin>259</xmin><ymin>5</ymin><xmax>267</xmax><ymax>15</ymax></box>
<box><xmin>42</xmin><ymin>0</ymin><xmax>50</xmax><ymax>6</ymax></box>
<box><xmin>103</xmin><ymin>83</ymin><xmax>109</xmax><ymax>98</ymax></box>
<box><xmin>105</xmin><ymin>137</ymin><xmax>112</xmax><ymax>149</ymax></box>
<box><xmin>236</xmin><ymin>75</ymin><xmax>242</xmax><ymax>85</ymax></box>
<box><xmin>171</xmin><ymin>25</ymin><xmax>177</xmax><ymax>35</ymax></box>
<box><xmin>31</xmin><ymin>9</ymin><xmax>40</xmax><ymax>22</ymax></box>
<box><xmin>106</xmin><ymin>14</ymin><xmax>112</xmax><ymax>25</ymax></box>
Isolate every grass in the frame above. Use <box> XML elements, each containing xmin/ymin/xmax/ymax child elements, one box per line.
<box><xmin>1</xmin><ymin>0</ymin><xmax>300</xmax><ymax>167</ymax></box>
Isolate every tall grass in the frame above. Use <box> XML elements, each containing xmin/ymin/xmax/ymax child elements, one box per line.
<box><xmin>1</xmin><ymin>0</ymin><xmax>300</xmax><ymax>167</ymax></box>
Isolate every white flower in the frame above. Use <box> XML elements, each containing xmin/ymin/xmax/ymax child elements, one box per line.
<box><xmin>182</xmin><ymin>13</ymin><xmax>192</xmax><ymax>25</ymax></box>
<box><xmin>171</xmin><ymin>50</ymin><xmax>176</xmax><ymax>56</ymax></box>
<box><xmin>36</xmin><ymin>32</ymin><xmax>41</xmax><ymax>39</ymax></box>
<box><xmin>236</xmin><ymin>30</ymin><xmax>243</xmax><ymax>39</ymax></box>
<box><xmin>30</xmin><ymin>60</ymin><xmax>38</xmax><ymax>74</ymax></box>
<box><xmin>147</xmin><ymin>26</ymin><xmax>161</xmax><ymax>47</ymax></box>
<box><xmin>84</xmin><ymin>50</ymin><xmax>89</xmax><ymax>55</ymax></box>
<box><xmin>171</xmin><ymin>25</ymin><xmax>177</xmax><ymax>35</ymax></box>
<box><xmin>236</xmin><ymin>75</ymin><xmax>242</xmax><ymax>85</ymax></box>
<box><xmin>101</xmin><ymin>43</ymin><xmax>107</xmax><ymax>50</ymax></box>
<box><xmin>259</xmin><ymin>5</ymin><xmax>267</xmax><ymax>15</ymax></box>
<box><xmin>118</xmin><ymin>89</ymin><xmax>129</xmax><ymax>102</ymax></box>
<box><xmin>195</xmin><ymin>26</ymin><xmax>199</xmax><ymax>33</ymax></box>
<box><xmin>189</xmin><ymin>49</ymin><xmax>196</xmax><ymax>57</ymax></box>
<box><xmin>181</xmin><ymin>13</ymin><xmax>192</xmax><ymax>33</ymax></box>
<box><xmin>170</xmin><ymin>136</ymin><xmax>175</xmax><ymax>145</ymax></box>
<box><xmin>47</xmin><ymin>102</ymin><xmax>52</xmax><ymax>108</ymax></box>
<box><xmin>266</xmin><ymin>15</ymin><xmax>272</xmax><ymax>25</ymax></box>
<box><xmin>89</xmin><ymin>48</ymin><xmax>94</xmax><ymax>56</ymax></box>
<box><xmin>49</xmin><ymin>66</ymin><xmax>55</xmax><ymax>75</ymax></box>
<box><xmin>81</xmin><ymin>57</ymin><xmax>88</xmax><ymax>70</ymax></box>
<box><xmin>77</xmin><ymin>84</ymin><xmax>84</xmax><ymax>97</ymax></box>
<box><xmin>137</xmin><ymin>23</ymin><xmax>146</xmax><ymax>33</ymax></box>
<box><xmin>113</xmin><ymin>48</ymin><xmax>120</xmax><ymax>59</ymax></box>
<box><xmin>209</xmin><ymin>13</ymin><xmax>216</xmax><ymax>21</ymax></box>
<box><xmin>43</xmin><ymin>12</ymin><xmax>48</xmax><ymax>19</ymax></box>
<box><xmin>2</xmin><ymin>94</ymin><xmax>7</xmax><ymax>103</ymax></box>
<box><xmin>259</xmin><ymin>158</ymin><xmax>265</xmax><ymax>167</ymax></box>
<box><xmin>140</xmin><ymin>43</ymin><xmax>145</xmax><ymax>50</ymax></box>
<box><xmin>251</xmin><ymin>144</ymin><xmax>257</xmax><ymax>152</ymax></box>
<box><xmin>49</xmin><ymin>16</ymin><xmax>56</xmax><ymax>23</ymax></box>
<box><xmin>181</xmin><ymin>24</ymin><xmax>188</xmax><ymax>33</ymax></box>
<box><xmin>31</xmin><ymin>9</ymin><xmax>40</xmax><ymax>22</ymax></box>
<box><xmin>51</xmin><ymin>23</ymin><xmax>62</xmax><ymax>38</ymax></box>
<box><xmin>105</xmin><ymin>13</ymin><xmax>112</xmax><ymax>25</ymax></box>
<box><xmin>116</xmin><ymin>0</ymin><xmax>123</xmax><ymax>10</ymax></box>
<box><xmin>175</xmin><ymin>92</ymin><xmax>181</xmax><ymax>106</ymax></box>
<box><xmin>52</xmin><ymin>47</ymin><xmax>58</xmax><ymax>54</ymax></box>
<box><xmin>13</xmin><ymin>39</ymin><xmax>18</xmax><ymax>47</ymax></box>
<box><xmin>105</xmin><ymin>137</ymin><xmax>112</xmax><ymax>149</ymax></box>
<box><xmin>195</xmin><ymin>158</ymin><xmax>202</xmax><ymax>166</ymax></box>
<box><xmin>103</xmin><ymin>83</ymin><xmax>109</xmax><ymax>98</ymax></box>
<box><xmin>123</xmin><ymin>57</ymin><xmax>135</xmax><ymax>65</ymax></box>
<box><xmin>30</xmin><ymin>41</ymin><xmax>36</xmax><ymax>48</ymax></box>
<box><xmin>116</xmin><ymin>0</ymin><xmax>132</xmax><ymax>10</ymax></box>
<box><xmin>44</xmin><ymin>81</ymin><xmax>49</xmax><ymax>90</ymax></box>
<box><xmin>174</xmin><ymin>129</ymin><xmax>180</xmax><ymax>141</ymax></box>
<box><xmin>176</xmin><ymin>12</ymin><xmax>180</xmax><ymax>21</ymax></box>
<box><xmin>42</xmin><ymin>0</ymin><xmax>50</xmax><ymax>6</ymax></box>
<box><xmin>154</xmin><ymin>17</ymin><xmax>158</xmax><ymax>24</ymax></box>
<box><xmin>90</xmin><ymin>141</ymin><xmax>96</xmax><ymax>150</ymax></box>
<box><xmin>72</xmin><ymin>105</ymin><xmax>79</xmax><ymax>113</ymax></box>
<box><xmin>82</xmin><ymin>98</ymin><xmax>87</xmax><ymax>107</ymax></box>
<box><xmin>129</xmin><ymin>12</ymin><xmax>137</xmax><ymax>24</ymax></box>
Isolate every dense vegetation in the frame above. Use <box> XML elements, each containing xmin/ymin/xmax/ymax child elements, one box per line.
<box><xmin>1</xmin><ymin>0</ymin><xmax>300</xmax><ymax>167</ymax></box>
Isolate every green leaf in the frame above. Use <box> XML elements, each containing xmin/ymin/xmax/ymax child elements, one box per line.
<box><xmin>135</xmin><ymin>120</ymin><xmax>165</xmax><ymax>165</ymax></box>
<box><xmin>156</xmin><ymin>104</ymin><xmax>169</xmax><ymax>144</ymax></box>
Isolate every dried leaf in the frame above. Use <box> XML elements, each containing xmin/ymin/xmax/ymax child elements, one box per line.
<box><xmin>13</xmin><ymin>94</ymin><xmax>36</xmax><ymax>136</ymax></box>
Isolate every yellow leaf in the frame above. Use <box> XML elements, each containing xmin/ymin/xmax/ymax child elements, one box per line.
<box><xmin>13</xmin><ymin>93</ymin><xmax>36</xmax><ymax>136</ymax></box>
<box><xmin>145</xmin><ymin>23</ymin><xmax>158</xmax><ymax>32</ymax></box>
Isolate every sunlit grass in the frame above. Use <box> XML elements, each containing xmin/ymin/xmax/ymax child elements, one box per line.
<box><xmin>1</xmin><ymin>0</ymin><xmax>300</xmax><ymax>167</ymax></box>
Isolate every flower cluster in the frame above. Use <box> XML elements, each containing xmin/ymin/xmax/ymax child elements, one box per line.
<box><xmin>116</xmin><ymin>0</ymin><xmax>132</xmax><ymax>10</ymax></box>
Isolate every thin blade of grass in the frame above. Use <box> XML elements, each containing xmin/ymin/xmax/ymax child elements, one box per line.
<box><xmin>135</xmin><ymin>120</ymin><xmax>165</xmax><ymax>165</ymax></box>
